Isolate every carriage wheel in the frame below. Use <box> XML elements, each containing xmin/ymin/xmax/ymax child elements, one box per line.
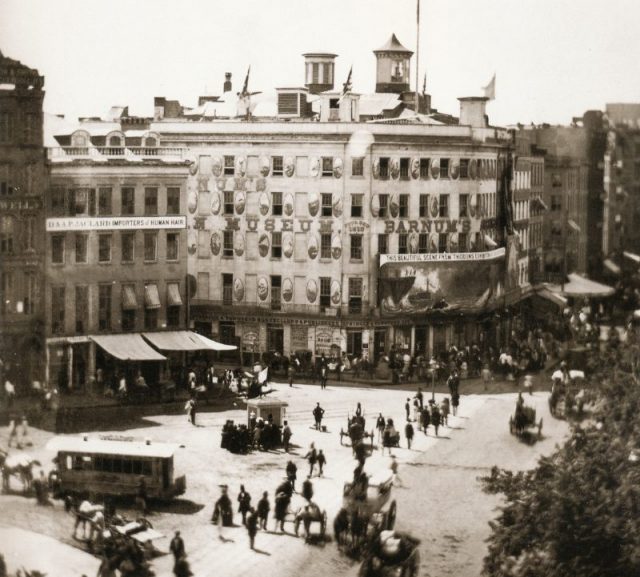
<box><xmin>509</xmin><ymin>415</ymin><xmax>514</xmax><ymax>434</ymax></box>
<box><xmin>387</xmin><ymin>500</ymin><xmax>397</xmax><ymax>530</ymax></box>
<box><xmin>321</xmin><ymin>511</ymin><xmax>327</xmax><ymax>536</ymax></box>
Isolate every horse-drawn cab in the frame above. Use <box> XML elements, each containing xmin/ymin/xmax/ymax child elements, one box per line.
<box><xmin>342</xmin><ymin>469</ymin><xmax>397</xmax><ymax>534</ymax></box>
<box><xmin>340</xmin><ymin>415</ymin><xmax>375</xmax><ymax>451</ymax></box>
<box><xmin>549</xmin><ymin>369</ymin><xmax>586</xmax><ymax>419</ymax></box>
<box><xmin>509</xmin><ymin>397</ymin><xmax>543</xmax><ymax>440</ymax></box>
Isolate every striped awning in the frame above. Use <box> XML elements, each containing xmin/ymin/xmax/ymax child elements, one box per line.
<box><xmin>90</xmin><ymin>334</ymin><xmax>166</xmax><ymax>361</ymax></box>
<box><xmin>166</xmin><ymin>283</ymin><xmax>183</xmax><ymax>307</ymax></box>
<box><xmin>144</xmin><ymin>284</ymin><xmax>161</xmax><ymax>309</ymax></box>
<box><xmin>603</xmin><ymin>259</ymin><xmax>621</xmax><ymax>276</ymax></box>
<box><xmin>122</xmin><ymin>285</ymin><xmax>137</xmax><ymax>311</ymax></box>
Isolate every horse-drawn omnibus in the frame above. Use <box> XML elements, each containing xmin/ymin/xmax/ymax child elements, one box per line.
<box><xmin>48</xmin><ymin>436</ymin><xmax>186</xmax><ymax>501</ymax></box>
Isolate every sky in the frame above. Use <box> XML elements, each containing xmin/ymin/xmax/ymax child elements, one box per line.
<box><xmin>1</xmin><ymin>0</ymin><xmax>639</xmax><ymax>126</ymax></box>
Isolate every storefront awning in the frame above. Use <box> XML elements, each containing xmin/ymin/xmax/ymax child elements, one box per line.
<box><xmin>624</xmin><ymin>251</ymin><xmax>640</xmax><ymax>265</ymax></box>
<box><xmin>122</xmin><ymin>285</ymin><xmax>138</xmax><ymax>310</ymax></box>
<box><xmin>142</xmin><ymin>331</ymin><xmax>238</xmax><ymax>352</ymax></box>
<box><xmin>191</xmin><ymin>332</ymin><xmax>238</xmax><ymax>351</ymax></box>
<box><xmin>550</xmin><ymin>273</ymin><xmax>615</xmax><ymax>298</ymax></box>
<box><xmin>484</xmin><ymin>235</ymin><xmax>498</xmax><ymax>249</ymax></box>
<box><xmin>144</xmin><ymin>284</ymin><xmax>161</xmax><ymax>309</ymax></box>
<box><xmin>603</xmin><ymin>259</ymin><xmax>621</xmax><ymax>276</ymax></box>
<box><xmin>534</xmin><ymin>285</ymin><xmax>568</xmax><ymax>307</ymax></box>
<box><xmin>167</xmin><ymin>283</ymin><xmax>183</xmax><ymax>307</ymax></box>
<box><xmin>90</xmin><ymin>334</ymin><xmax>166</xmax><ymax>361</ymax></box>
<box><xmin>567</xmin><ymin>219</ymin><xmax>581</xmax><ymax>233</ymax></box>
<box><xmin>532</xmin><ymin>196</ymin><xmax>548</xmax><ymax>211</ymax></box>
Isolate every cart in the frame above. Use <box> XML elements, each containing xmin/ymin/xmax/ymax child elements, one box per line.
<box><xmin>340</xmin><ymin>415</ymin><xmax>375</xmax><ymax>452</ymax></box>
<box><xmin>358</xmin><ymin>531</ymin><xmax>421</xmax><ymax>577</ymax></box>
<box><xmin>509</xmin><ymin>403</ymin><xmax>543</xmax><ymax>439</ymax></box>
<box><xmin>292</xmin><ymin>501</ymin><xmax>328</xmax><ymax>541</ymax></box>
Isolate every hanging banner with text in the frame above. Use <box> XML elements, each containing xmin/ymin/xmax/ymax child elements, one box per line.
<box><xmin>379</xmin><ymin>248</ymin><xmax>505</xmax><ymax>316</ymax></box>
<box><xmin>46</xmin><ymin>216</ymin><xmax>187</xmax><ymax>231</ymax></box>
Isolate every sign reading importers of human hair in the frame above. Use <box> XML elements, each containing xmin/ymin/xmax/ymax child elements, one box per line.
<box><xmin>379</xmin><ymin>247</ymin><xmax>505</xmax><ymax>266</ymax></box>
<box><xmin>46</xmin><ymin>216</ymin><xmax>187</xmax><ymax>231</ymax></box>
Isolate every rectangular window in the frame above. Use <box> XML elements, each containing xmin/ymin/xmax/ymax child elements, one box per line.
<box><xmin>399</xmin><ymin>194</ymin><xmax>409</xmax><ymax>218</ymax></box>
<box><xmin>223</xmin><ymin>230</ymin><xmax>234</xmax><ymax>257</ymax></box>
<box><xmin>75</xmin><ymin>234</ymin><xmax>88</xmax><ymax>263</ymax></box>
<box><xmin>419</xmin><ymin>158</ymin><xmax>430</xmax><ymax>179</ymax></box>
<box><xmin>379</xmin><ymin>194</ymin><xmax>388</xmax><ymax>218</ymax></box>
<box><xmin>121</xmin><ymin>187</ymin><xmax>135</xmax><ymax>215</ymax></box>
<box><xmin>0</xmin><ymin>218</ymin><xmax>14</xmax><ymax>255</ymax></box>
<box><xmin>379</xmin><ymin>157</ymin><xmax>390</xmax><ymax>179</ymax></box>
<box><xmin>270</xmin><ymin>276</ymin><xmax>281</xmax><ymax>311</ymax></box>
<box><xmin>51</xmin><ymin>188</ymin><xmax>66</xmax><ymax>216</ymax></box>
<box><xmin>321</xmin><ymin>193</ymin><xmax>332</xmax><ymax>217</ymax></box>
<box><xmin>167</xmin><ymin>304</ymin><xmax>180</xmax><ymax>328</ymax></box>
<box><xmin>1</xmin><ymin>272</ymin><xmax>12</xmax><ymax>314</ymax></box>
<box><xmin>418</xmin><ymin>233</ymin><xmax>428</xmax><ymax>254</ymax></box>
<box><xmin>272</xmin><ymin>156</ymin><xmax>283</xmax><ymax>176</ymax></box>
<box><xmin>398</xmin><ymin>233</ymin><xmax>408</xmax><ymax>254</ymax></box>
<box><xmin>459</xmin><ymin>194</ymin><xmax>469</xmax><ymax>218</ymax></box>
<box><xmin>352</xmin><ymin>157</ymin><xmax>364</xmax><ymax>177</ymax></box>
<box><xmin>224</xmin><ymin>155</ymin><xmax>235</xmax><ymax>176</ymax></box>
<box><xmin>166</xmin><ymin>232</ymin><xmax>179</xmax><ymax>261</ymax></box>
<box><xmin>438</xmin><ymin>233</ymin><xmax>448</xmax><ymax>253</ymax></box>
<box><xmin>460</xmin><ymin>159</ymin><xmax>470</xmax><ymax>179</ymax></box>
<box><xmin>271</xmin><ymin>232</ymin><xmax>282</xmax><ymax>259</ymax></box>
<box><xmin>51</xmin><ymin>286</ymin><xmax>65</xmax><ymax>334</ymax></box>
<box><xmin>348</xmin><ymin>277</ymin><xmax>363</xmax><ymax>314</ymax></box>
<box><xmin>98</xmin><ymin>187</ymin><xmax>112</xmax><ymax>215</ymax></box>
<box><xmin>122</xmin><ymin>294</ymin><xmax>136</xmax><ymax>332</ymax></box>
<box><xmin>98</xmin><ymin>234</ymin><xmax>112</xmax><ymax>263</ymax></box>
<box><xmin>458</xmin><ymin>232</ymin><xmax>469</xmax><ymax>252</ymax></box>
<box><xmin>419</xmin><ymin>194</ymin><xmax>429</xmax><ymax>217</ymax></box>
<box><xmin>144</xmin><ymin>187</ymin><xmax>158</xmax><ymax>215</ymax></box>
<box><xmin>221</xmin><ymin>190</ymin><xmax>233</xmax><ymax>215</ymax></box>
<box><xmin>321</xmin><ymin>157</ymin><xmax>333</xmax><ymax>177</ymax></box>
<box><xmin>272</xmin><ymin>192</ymin><xmax>283</xmax><ymax>216</ymax></box>
<box><xmin>222</xmin><ymin>274</ymin><xmax>233</xmax><ymax>306</ymax></box>
<box><xmin>22</xmin><ymin>216</ymin><xmax>35</xmax><ymax>251</ymax></box>
<box><xmin>320</xmin><ymin>277</ymin><xmax>331</xmax><ymax>310</ymax></box>
<box><xmin>320</xmin><ymin>233</ymin><xmax>331</xmax><ymax>259</ymax></box>
<box><xmin>71</xmin><ymin>188</ymin><xmax>94</xmax><ymax>216</ymax></box>
<box><xmin>400</xmin><ymin>158</ymin><xmax>410</xmax><ymax>180</ymax></box>
<box><xmin>98</xmin><ymin>284</ymin><xmax>111</xmax><ymax>331</ymax></box>
<box><xmin>439</xmin><ymin>194</ymin><xmax>449</xmax><ymax>218</ymax></box>
<box><xmin>23</xmin><ymin>271</ymin><xmax>36</xmax><ymax>315</ymax></box>
<box><xmin>378</xmin><ymin>234</ymin><xmax>388</xmax><ymax>255</ymax></box>
<box><xmin>51</xmin><ymin>234</ymin><xmax>65</xmax><ymax>264</ymax></box>
<box><xmin>197</xmin><ymin>230</ymin><xmax>209</xmax><ymax>259</ymax></box>
<box><xmin>75</xmin><ymin>285</ymin><xmax>88</xmax><ymax>333</ymax></box>
<box><xmin>551</xmin><ymin>195</ymin><xmax>561</xmax><ymax>211</ymax></box>
<box><xmin>144</xmin><ymin>307</ymin><xmax>158</xmax><ymax>330</ymax></box>
<box><xmin>121</xmin><ymin>232</ymin><xmax>135</xmax><ymax>262</ymax></box>
<box><xmin>0</xmin><ymin>112</ymin><xmax>14</xmax><ymax>142</ymax></box>
<box><xmin>143</xmin><ymin>232</ymin><xmax>157</xmax><ymax>261</ymax></box>
<box><xmin>440</xmin><ymin>158</ymin><xmax>450</xmax><ymax>179</ymax></box>
<box><xmin>166</xmin><ymin>187</ymin><xmax>180</xmax><ymax>214</ymax></box>
<box><xmin>350</xmin><ymin>234</ymin><xmax>363</xmax><ymax>260</ymax></box>
<box><xmin>351</xmin><ymin>194</ymin><xmax>363</xmax><ymax>218</ymax></box>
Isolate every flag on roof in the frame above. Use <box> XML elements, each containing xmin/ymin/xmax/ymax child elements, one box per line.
<box><xmin>483</xmin><ymin>73</ymin><xmax>496</xmax><ymax>100</ymax></box>
<box><xmin>342</xmin><ymin>66</ymin><xmax>353</xmax><ymax>96</ymax></box>
<box><xmin>422</xmin><ymin>72</ymin><xmax>427</xmax><ymax>95</ymax></box>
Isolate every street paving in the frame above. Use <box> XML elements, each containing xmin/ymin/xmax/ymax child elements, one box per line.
<box><xmin>0</xmin><ymin>380</ymin><xmax>568</xmax><ymax>577</ymax></box>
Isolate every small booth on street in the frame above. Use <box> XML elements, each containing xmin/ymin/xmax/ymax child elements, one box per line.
<box><xmin>246</xmin><ymin>398</ymin><xmax>288</xmax><ymax>427</ymax></box>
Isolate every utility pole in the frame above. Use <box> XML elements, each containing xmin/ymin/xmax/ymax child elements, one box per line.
<box><xmin>415</xmin><ymin>0</ymin><xmax>421</xmax><ymax>114</ymax></box>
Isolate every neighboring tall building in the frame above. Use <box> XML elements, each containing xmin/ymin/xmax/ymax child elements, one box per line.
<box><xmin>0</xmin><ymin>52</ymin><xmax>47</xmax><ymax>389</ymax></box>
<box><xmin>45</xmin><ymin>112</ymin><xmax>190</xmax><ymax>390</ymax></box>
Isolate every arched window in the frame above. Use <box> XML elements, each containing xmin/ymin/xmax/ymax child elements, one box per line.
<box><xmin>71</xmin><ymin>131</ymin><xmax>89</xmax><ymax>148</ymax></box>
<box><xmin>108</xmin><ymin>135</ymin><xmax>122</xmax><ymax>147</ymax></box>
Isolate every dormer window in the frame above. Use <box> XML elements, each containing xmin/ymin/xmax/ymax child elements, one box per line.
<box><xmin>108</xmin><ymin>136</ymin><xmax>122</xmax><ymax>147</ymax></box>
<box><xmin>145</xmin><ymin>137</ymin><xmax>157</xmax><ymax>147</ymax></box>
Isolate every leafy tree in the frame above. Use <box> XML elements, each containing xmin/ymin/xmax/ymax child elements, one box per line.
<box><xmin>481</xmin><ymin>338</ymin><xmax>640</xmax><ymax>577</ymax></box>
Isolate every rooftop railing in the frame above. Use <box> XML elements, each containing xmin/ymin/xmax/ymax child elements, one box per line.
<box><xmin>47</xmin><ymin>146</ymin><xmax>186</xmax><ymax>161</ymax></box>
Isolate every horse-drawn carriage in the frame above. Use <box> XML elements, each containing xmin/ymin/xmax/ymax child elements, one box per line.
<box><xmin>358</xmin><ymin>530</ymin><xmax>421</xmax><ymax>577</ymax></box>
<box><xmin>340</xmin><ymin>415</ymin><xmax>375</xmax><ymax>452</ymax></box>
<box><xmin>549</xmin><ymin>369</ymin><xmax>586</xmax><ymax>419</ymax></box>
<box><xmin>291</xmin><ymin>501</ymin><xmax>328</xmax><ymax>540</ymax></box>
<box><xmin>509</xmin><ymin>399</ymin><xmax>543</xmax><ymax>439</ymax></box>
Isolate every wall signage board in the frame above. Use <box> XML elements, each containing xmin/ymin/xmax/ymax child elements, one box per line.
<box><xmin>380</xmin><ymin>248</ymin><xmax>505</xmax><ymax>266</ymax></box>
<box><xmin>46</xmin><ymin>216</ymin><xmax>187</xmax><ymax>231</ymax></box>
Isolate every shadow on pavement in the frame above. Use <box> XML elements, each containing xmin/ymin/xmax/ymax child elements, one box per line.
<box><xmin>152</xmin><ymin>499</ymin><xmax>205</xmax><ymax>515</ymax></box>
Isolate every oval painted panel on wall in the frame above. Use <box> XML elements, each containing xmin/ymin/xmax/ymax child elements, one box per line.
<box><xmin>333</xmin><ymin>196</ymin><xmax>343</xmax><ymax>218</ymax></box>
<box><xmin>187</xmin><ymin>189</ymin><xmax>198</xmax><ymax>214</ymax></box>
<box><xmin>211</xmin><ymin>192</ymin><xmax>221</xmax><ymax>215</ymax></box>
<box><xmin>372</xmin><ymin>158</ymin><xmax>380</xmax><ymax>179</ymax></box>
<box><xmin>331</xmin><ymin>233</ymin><xmax>342</xmax><ymax>260</ymax></box>
<box><xmin>389</xmin><ymin>193</ymin><xmax>399</xmax><ymax>218</ymax></box>
<box><xmin>411</xmin><ymin>158</ymin><xmax>420</xmax><ymax>179</ymax></box>
<box><xmin>235</xmin><ymin>156</ymin><xmax>246</xmax><ymax>177</ymax></box>
<box><xmin>469</xmin><ymin>158</ymin><xmax>478</xmax><ymax>180</ymax></box>
<box><xmin>330</xmin><ymin>280</ymin><xmax>341</xmax><ymax>305</ymax></box>
<box><xmin>215</xmin><ymin>177</ymin><xmax>226</xmax><ymax>191</ymax></box>
<box><xmin>308</xmin><ymin>234</ymin><xmax>319</xmax><ymax>260</ymax></box>
<box><xmin>306</xmin><ymin>279</ymin><xmax>318</xmax><ymax>303</ymax></box>
<box><xmin>450</xmin><ymin>158</ymin><xmax>460</xmax><ymax>180</ymax></box>
<box><xmin>282</xmin><ymin>278</ymin><xmax>293</xmax><ymax>302</ymax></box>
<box><xmin>408</xmin><ymin>232</ymin><xmax>419</xmax><ymax>254</ymax></box>
<box><xmin>430</xmin><ymin>195</ymin><xmax>439</xmax><ymax>218</ymax></box>
<box><xmin>333</xmin><ymin>157</ymin><xmax>343</xmax><ymax>178</ymax></box>
<box><xmin>309</xmin><ymin>157</ymin><xmax>320</xmax><ymax>178</ymax></box>
<box><xmin>283</xmin><ymin>193</ymin><xmax>294</xmax><ymax>216</ymax></box>
<box><xmin>308</xmin><ymin>191</ymin><xmax>319</xmax><ymax>217</ymax></box>
<box><xmin>210</xmin><ymin>232</ymin><xmax>221</xmax><ymax>256</ymax></box>
<box><xmin>283</xmin><ymin>232</ymin><xmax>294</xmax><ymax>258</ymax></box>
<box><xmin>259</xmin><ymin>191</ymin><xmax>270</xmax><ymax>216</ymax></box>
<box><xmin>257</xmin><ymin>277</ymin><xmax>269</xmax><ymax>301</ymax></box>
<box><xmin>188</xmin><ymin>230</ymin><xmax>197</xmax><ymax>255</ymax></box>
<box><xmin>390</xmin><ymin>157</ymin><xmax>400</xmax><ymax>179</ymax></box>
<box><xmin>370</xmin><ymin>194</ymin><xmax>380</xmax><ymax>217</ymax></box>
<box><xmin>234</xmin><ymin>233</ymin><xmax>245</xmax><ymax>256</ymax></box>
<box><xmin>211</xmin><ymin>156</ymin><xmax>223</xmax><ymax>177</ymax></box>
<box><xmin>469</xmin><ymin>194</ymin><xmax>478</xmax><ymax>218</ymax></box>
<box><xmin>235</xmin><ymin>190</ymin><xmax>246</xmax><ymax>215</ymax></box>
<box><xmin>430</xmin><ymin>158</ymin><xmax>440</xmax><ymax>180</ymax></box>
<box><xmin>233</xmin><ymin>278</ymin><xmax>244</xmax><ymax>301</ymax></box>
<box><xmin>258</xmin><ymin>233</ymin><xmax>270</xmax><ymax>258</ymax></box>
<box><xmin>187</xmin><ymin>155</ymin><xmax>198</xmax><ymax>176</ymax></box>
<box><xmin>259</xmin><ymin>156</ymin><xmax>270</xmax><ymax>177</ymax></box>
<box><xmin>284</xmin><ymin>156</ymin><xmax>295</xmax><ymax>177</ymax></box>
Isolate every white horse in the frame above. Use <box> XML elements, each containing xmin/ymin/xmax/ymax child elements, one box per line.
<box><xmin>1</xmin><ymin>451</ymin><xmax>41</xmax><ymax>493</ymax></box>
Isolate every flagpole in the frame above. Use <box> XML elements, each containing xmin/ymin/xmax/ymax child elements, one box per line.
<box><xmin>415</xmin><ymin>0</ymin><xmax>420</xmax><ymax>114</ymax></box>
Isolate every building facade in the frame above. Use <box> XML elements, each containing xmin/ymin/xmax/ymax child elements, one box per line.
<box><xmin>0</xmin><ymin>52</ymin><xmax>47</xmax><ymax>389</ymax></box>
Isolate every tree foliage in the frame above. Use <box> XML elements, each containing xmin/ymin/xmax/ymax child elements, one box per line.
<box><xmin>481</xmin><ymin>336</ymin><xmax>640</xmax><ymax>577</ymax></box>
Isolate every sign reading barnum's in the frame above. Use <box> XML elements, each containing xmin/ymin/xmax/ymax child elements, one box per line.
<box><xmin>46</xmin><ymin>216</ymin><xmax>187</xmax><ymax>231</ymax></box>
<box><xmin>380</xmin><ymin>247</ymin><xmax>505</xmax><ymax>266</ymax></box>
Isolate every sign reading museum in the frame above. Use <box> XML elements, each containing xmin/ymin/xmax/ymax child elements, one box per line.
<box><xmin>46</xmin><ymin>216</ymin><xmax>187</xmax><ymax>231</ymax></box>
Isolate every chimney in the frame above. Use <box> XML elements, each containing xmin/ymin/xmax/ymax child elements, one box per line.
<box><xmin>223</xmin><ymin>73</ymin><xmax>232</xmax><ymax>93</ymax></box>
<box><xmin>154</xmin><ymin>96</ymin><xmax>166</xmax><ymax>120</ymax></box>
<box><xmin>458</xmin><ymin>97</ymin><xmax>489</xmax><ymax>128</ymax></box>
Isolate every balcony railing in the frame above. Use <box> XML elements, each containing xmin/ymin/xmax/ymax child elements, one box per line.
<box><xmin>190</xmin><ymin>299</ymin><xmax>372</xmax><ymax>319</ymax></box>
<box><xmin>47</xmin><ymin>146</ymin><xmax>185</xmax><ymax>161</ymax></box>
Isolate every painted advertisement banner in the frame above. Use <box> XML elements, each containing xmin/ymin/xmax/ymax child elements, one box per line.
<box><xmin>46</xmin><ymin>216</ymin><xmax>187</xmax><ymax>231</ymax></box>
<box><xmin>380</xmin><ymin>249</ymin><xmax>505</xmax><ymax>316</ymax></box>
<box><xmin>380</xmin><ymin>248</ymin><xmax>505</xmax><ymax>266</ymax></box>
